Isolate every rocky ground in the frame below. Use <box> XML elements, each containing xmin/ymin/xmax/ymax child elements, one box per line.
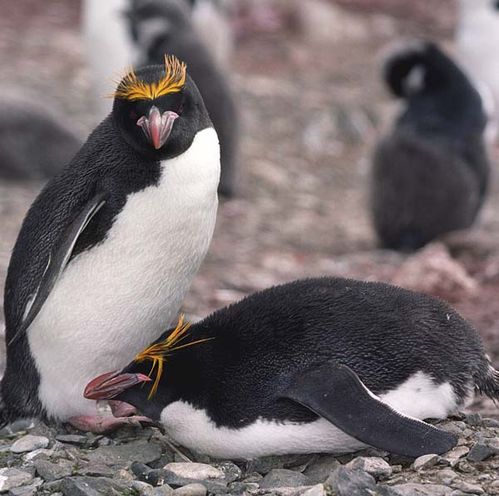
<box><xmin>1</xmin><ymin>0</ymin><xmax>499</xmax><ymax>494</ymax></box>
<box><xmin>1</xmin><ymin>412</ymin><xmax>499</xmax><ymax>496</ymax></box>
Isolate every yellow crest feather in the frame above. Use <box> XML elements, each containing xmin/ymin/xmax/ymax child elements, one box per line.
<box><xmin>134</xmin><ymin>314</ymin><xmax>212</xmax><ymax>399</ymax></box>
<box><xmin>114</xmin><ymin>55</ymin><xmax>187</xmax><ymax>101</ymax></box>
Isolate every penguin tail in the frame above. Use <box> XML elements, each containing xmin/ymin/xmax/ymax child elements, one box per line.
<box><xmin>0</xmin><ymin>388</ymin><xmax>8</xmax><ymax>429</ymax></box>
<box><xmin>477</xmin><ymin>364</ymin><xmax>499</xmax><ymax>401</ymax></box>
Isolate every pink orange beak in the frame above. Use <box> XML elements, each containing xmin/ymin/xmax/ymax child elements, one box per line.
<box><xmin>136</xmin><ymin>106</ymin><xmax>179</xmax><ymax>150</ymax></box>
<box><xmin>84</xmin><ymin>370</ymin><xmax>151</xmax><ymax>400</ymax></box>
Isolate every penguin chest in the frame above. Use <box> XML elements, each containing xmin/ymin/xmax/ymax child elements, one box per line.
<box><xmin>29</xmin><ymin>127</ymin><xmax>220</xmax><ymax>419</ymax></box>
<box><xmin>160</xmin><ymin>401</ymin><xmax>366</xmax><ymax>459</ymax></box>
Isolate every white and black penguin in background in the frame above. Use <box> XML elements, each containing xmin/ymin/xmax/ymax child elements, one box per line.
<box><xmin>371</xmin><ymin>41</ymin><xmax>490</xmax><ymax>251</ymax></box>
<box><xmin>127</xmin><ymin>0</ymin><xmax>239</xmax><ymax>197</ymax></box>
<box><xmin>0</xmin><ymin>56</ymin><xmax>220</xmax><ymax>432</ymax></box>
<box><xmin>456</xmin><ymin>0</ymin><xmax>499</xmax><ymax>143</ymax></box>
<box><xmin>85</xmin><ymin>277</ymin><xmax>499</xmax><ymax>459</ymax></box>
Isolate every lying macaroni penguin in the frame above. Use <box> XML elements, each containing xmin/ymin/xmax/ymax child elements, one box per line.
<box><xmin>371</xmin><ymin>41</ymin><xmax>490</xmax><ymax>251</ymax></box>
<box><xmin>85</xmin><ymin>277</ymin><xmax>499</xmax><ymax>458</ymax></box>
<box><xmin>0</xmin><ymin>56</ymin><xmax>220</xmax><ymax>431</ymax></box>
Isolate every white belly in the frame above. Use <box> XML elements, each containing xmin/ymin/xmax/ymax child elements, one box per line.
<box><xmin>160</xmin><ymin>372</ymin><xmax>460</xmax><ymax>459</ymax></box>
<box><xmin>29</xmin><ymin>128</ymin><xmax>220</xmax><ymax>420</ymax></box>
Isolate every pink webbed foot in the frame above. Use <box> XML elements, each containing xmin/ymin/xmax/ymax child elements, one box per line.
<box><xmin>68</xmin><ymin>414</ymin><xmax>153</xmax><ymax>433</ymax></box>
<box><xmin>109</xmin><ymin>400</ymin><xmax>138</xmax><ymax>418</ymax></box>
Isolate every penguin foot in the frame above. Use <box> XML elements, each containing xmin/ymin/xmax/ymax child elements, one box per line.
<box><xmin>108</xmin><ymin>400</ymin><xmax>138</xmax><ymax>417</ymax></box>
<box><xmin>67</xmin><ymin>414</ymin><xmax>153</xmax><ymax>433</ymax></box>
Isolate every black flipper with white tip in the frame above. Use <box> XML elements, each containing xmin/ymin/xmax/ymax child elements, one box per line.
<box><xmin>283</xmin><ymin>361</ymin><xmax>458</xmax><ymax>458</ymax></box>
<box><xmin>8</xmin><ymin>192</ymin><xmax>107</xmax><ymax>346</ymax></box>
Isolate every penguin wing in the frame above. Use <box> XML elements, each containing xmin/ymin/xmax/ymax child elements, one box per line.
<box><xmin>7</xmin><ymin>192</ymin><xmax>107</xmax><ymax>346</ymax></box>
<box><xmin>282</xmin><ymin>361</ymin><xmax>458</xmax><ymax>458</ymax></box>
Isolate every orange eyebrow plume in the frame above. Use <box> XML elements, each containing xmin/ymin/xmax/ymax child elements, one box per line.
<box><xmin>134</xmin><ymin>314</ymin><xmax>212</xmax><ymax>399</ymax></box>
<box><xmin>114</xmin><ymin>55</ymin><xmax>187</xmax><ymax>101</ymax></box>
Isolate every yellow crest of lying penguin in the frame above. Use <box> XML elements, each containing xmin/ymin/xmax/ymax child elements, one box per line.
<box><xmin>85</xmin><ymin>277</ymin><xmax>499</xmax><ymax>459</ymax></box>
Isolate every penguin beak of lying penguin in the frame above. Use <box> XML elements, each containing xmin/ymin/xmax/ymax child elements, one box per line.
<box><xmin>137</xmin><ymin>106</ymin><xmax>179</xmax><ymax>150</ymax></box>
<box><xmin>84</xmin><ymin>370</ymin><xmax>151</xmax><ymax>400</ymax></box>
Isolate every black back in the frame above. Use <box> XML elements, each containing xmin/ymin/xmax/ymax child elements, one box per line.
<box><xmin>371</xmin><ymin>42</ymin><xmax>490</xmax><ymax>250</ymax></box>
<box><xmin>117</xmin><ymin>278</ymin><xmax>489</xmax><ymax>426</ymax></box>
<box><xmin>128</xmin><ymin>0</ymin><xmax>239</xmax><ymax>196</ymax></box>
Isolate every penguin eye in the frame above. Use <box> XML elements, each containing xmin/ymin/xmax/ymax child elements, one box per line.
<box><xmin>130</xmin><ymin>110</ymin><xmax>138</xmax><ymax>121</ymax></box>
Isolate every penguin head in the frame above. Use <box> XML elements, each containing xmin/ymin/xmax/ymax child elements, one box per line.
<box><xmin>84</xmin><ymin>316</ymin><xmax>211</xmax><ymax>419</ymax></box>
<box><xmin>112</xmin><ymin>55</ymin><xmax>211</xmax><ymax>160</ymax></box>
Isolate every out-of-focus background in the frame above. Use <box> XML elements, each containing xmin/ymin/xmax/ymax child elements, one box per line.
<box><xmin>1</xmin><ymin>0</ymin><xmax>498</xmax><ymax>416</ymax></box>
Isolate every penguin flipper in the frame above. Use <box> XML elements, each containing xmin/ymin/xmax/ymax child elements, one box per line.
<box><xmin>282</xmin><ymin>361</ymin><xmax>458</xmax><ymax>458</ymax></box>
<box><xmin>8</xmin><ymin>192</ymin><xmax>107</xmax><ymax>346</ymax></box>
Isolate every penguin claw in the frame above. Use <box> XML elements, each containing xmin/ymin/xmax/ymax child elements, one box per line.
<box><xmin>68</xmin><ymin>414</ymin><xmax>153</xmax><ymax>433</ymax></box>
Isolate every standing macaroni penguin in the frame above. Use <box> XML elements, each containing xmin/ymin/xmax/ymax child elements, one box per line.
<box><xmin>0</xmin><ymin>56</ymin><xmax>220</xmax><ymax>431</ymax></box>
<box><xmin>371</xmin><ymin>41</ymin><xmax>490</xmax><ymax>251</ymax></box>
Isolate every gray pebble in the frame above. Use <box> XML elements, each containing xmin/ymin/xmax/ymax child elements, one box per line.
<box><xmin>173</xmin><ymin>483</ymin><xmax>207</xmax><ymax>496</ymax></box>
<box><xmin>377</xmin><ymin>482</ymin><xmax>453</xmax><ymax>496</ymax></box>
<box><xmin>435</xmin><ymin>468</ymin><xmax>459</xmax><ymax>485</ymax></box>
<box><xmin>465</xmin><ymin>414</ymin><xmax>482</xmax><ymax>427</ymax></box>
<box><xmin>163</xmin><ymin>463</ymin><xmax>224</xmax><ymax>481</ymax></box>
<box><xmin>132</xmin><ymin>480</ymin><xmax>155</xmax><ymax>496</ymax></box>
<box><xmin>33</xmin><ymin>458</ymin><xmax>73</xmax><ymax>481</ymax></box>
<box><xmin>326</xmin><ymin>467</ymin><xmax>376</xmax><ymax>496</ymax></box>
<box><xmin>60</xmin><ymin>476</ymin><xmax>129</xmax><ymax>496</ymax></box>
<box><xmin>0</xmin><ymin>468</ymin><xmax>34</xmax><ymax>492</ymax></box>
<box><xmin>346</xmin><ymin>456</ymin><xmax>393</xmax><ymax>479</ymax></box>
<box><xmin>412</xmin><ymin>454</ymin><xmax>441</xmax><ymax>471</ymax></box>
<box><xmin>55</xmin><ymin>435</ymin><xmax>87</xmax><ymax>446</ymax></box>
<box><xmin>482</xmin><ymin>418</ymin><xmax>499</xmax><ymax>428</ymax></box>
<box><xmin>451</xmin><ymin>479</ymin><xmax>484</xmax><ymax>494</ymax></box>
<box><xmin>303</xmin><ymin>455</ymin><xmax>341</xmax><ymax>484</ymax></box>
<box><xmin>6</xmin><ymin>477</ymin><xmax>43</xmax><ymax>496</ymax></box>
<box><xmin>443</xmin><ymin>446</ymin><xmax>470</xmax><ymax>467</ymax></box>
<box><xmin>213</xmin><ymin>461</ymin><xmax>242</xmax><ymax>483</ymax></box>
<box><xmin>10</xmin><ymin>435</ymin><xmax>49</xmax><ymax>454</ymax></box>
<box><xmin>259</xmin><ymin>469</ymin><xmax>311</xmax><ymax>489</ymax></box>
<box><xmin>467</xmin><ymin>438</ymin><xmax>499</xmax><ymax>462</ymax></box>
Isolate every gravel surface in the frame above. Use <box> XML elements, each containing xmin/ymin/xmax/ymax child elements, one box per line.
<box><xmin>0</xmin><ymin>0</ymin><xmax>498</xmax><ymax>493</ymax></box>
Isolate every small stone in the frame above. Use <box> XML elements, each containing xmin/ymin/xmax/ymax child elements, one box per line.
<box><xmin>152</xmin><ymin>486</ymin><xmax>174</xmax><ymax>496</ymax></box>
<box><xmin>412</xmin><ymin>454</ymin><xmax>441</xmax><ymax>471</ymax></box>
<box><xmin>303</xmin><ymin>456</ymin><xmax>340</xmax><ymax>484</ymax></box>
<box><xmin>23</xmin><ymin>448</ymin><xmax>55</xmax><ymax>462</ymax></box>
<box><xmin>6</xmin><ymin>477</ymin><xmax>43</xmax><ymax>496</ymax></box>
<box><xmin>377</xmin><ymin>482</ymin><xmax>453</xmax><ymax>496</ymax></box>
<box><xmin>443</xmin><ymin>446</ymin><xmax>470</xmax><ymax>467</ymax></box>
<box><xmin>60</xmin><ymin>476</ymin><xmax>129</xmax><ymax>496</ymax></box>
<box><xmin>10</xmin><ymin>435</ymin><xmax>49</xmax><ymax>454</ymax></box>
<box><xmin>346</xmin><ymin>456</ymin><xmax>393</xmax><ymax>479</ymax></box>
<box><xmin>34</xmin><ymin>458</ymin><xmax>73</xmax><ymax>481</ymax></box>
<box><xmin>173</xmin><ymin>483</ymin><xmax>207</xmax><ymax>496</ymax></box>
<box><xmin>451</xmin><ymin>480</ymin><xmax>484</xmax><ymax>494</ymax></box>
<box><xmin>227</xmin><ymin>482</ymin><xmax>259</xmax><ymax>495</ymax></box>
<box><xmin>55</xmin><ymin>435</ymin><xmax>87</xmax><ymax>446</ymax></box>
<box><xmin>326</xmin><ymin>467</ymin><xmax>376</xmax><ymax>496</ymax></box>
<box><xmin>465</xmin><ymin>413</ymin><xmax>482</xmax><ymax>427</ymax></box>
<box><xmin>214</xmin><ymin>461</ymin><xmax>242</xmax><ymax>483</ymax></box>
<box><xmin>435</xmin><ymin>468</ymin><xmax>459</xmax><ymax>485</ymax></box>
<box><xmin>301</xmin><ymin>484</ymin><xmax>326</xmax><ymax>496</ymax></box>
<box><xmin>75</xmin><ymin>463</ymin><xmax>114</xmax><ymax>478</ymax></box>
<box><xmin>483</xmin><ymin>418</ymin><xmax>499</xmax><ymax>428</ymax></box>
<box><xmin>259</xmin><ymin>469</ymin><xmax>311</xmax><ymax>489</ymax></box>
<box><xmin>132</xmin><ymin>480</ymin><xmax>155</xmax><ymax>496</ymax></box>
<box><xmin>163</xmin><ymin>463</ymin><xmax>224</xmax><ymax>481</ymax></box>
<box><xmin>0</xmin><ymin>468</ymin><xmax>34</xmax><ymax>492</ymax></box>
<box><xmin>467</xmin><ymin>438</ymin><xmax>499</xmax><ymax>462</ymax></box>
